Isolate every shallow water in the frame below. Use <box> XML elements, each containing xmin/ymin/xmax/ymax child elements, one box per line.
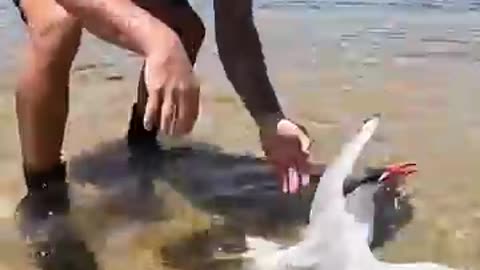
<box><xmin>1</xmin><ymin>1</ymin><xmax>480</xmax><ymax>270</ymax></box>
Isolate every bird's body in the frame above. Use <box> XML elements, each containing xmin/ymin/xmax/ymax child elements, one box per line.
<box><xmin>242</xmin><ymin>115</ymin><xmax>454</xmax><ymax>270</ymax></box>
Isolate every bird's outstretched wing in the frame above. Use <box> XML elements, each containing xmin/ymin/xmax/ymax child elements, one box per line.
<box><xmin>276</xmin><ymin>115</ymin><xmax>381</xmax><ymax>269</ymax></box>
<box><xmin>309</xmin><ymin>115</ymin><xmax>380</xmax><ymax>222</ymax></box>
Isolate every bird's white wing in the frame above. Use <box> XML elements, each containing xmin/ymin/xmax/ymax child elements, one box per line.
<box><xmin>276</xmin><ymin>115</ymin><xmax>381</xmax><ymax>269</ymax></box>
<box><xmin>309</xmin><ymin>115</ymin><xmax>380</xmax><ymax>221</ymax></box>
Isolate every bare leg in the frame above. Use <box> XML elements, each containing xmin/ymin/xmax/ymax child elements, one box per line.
<box><xmin>13</xmin><ymin>3</ymin><xmax>99</xmax><ymax>269</ymax></box>
<box><xmin>15</xmin><ymin>0</ymin><xmax>82</xmax><ymax>173</ymax></box>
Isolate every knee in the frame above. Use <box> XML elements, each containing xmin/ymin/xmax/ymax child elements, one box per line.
<box><xmin>17</xmin><ymin>16</ymin><xmax>81</xmax><ymax>97</ymax></box>
<box><xmin>27</xmin><ymin>15</ymin><xmax>81</xmax><ymax>71</ymax></box>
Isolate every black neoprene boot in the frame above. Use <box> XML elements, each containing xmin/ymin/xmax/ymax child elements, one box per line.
<box><xmin>15</xmin><ymin>162</ymin><xmax>97</xmax><ymax>270</ymax></box>
<box><xmin>126</xmin><ymin>103</ymin><xmax>161</xmax><ymax>155</ymax></box>
<box><xmin>15</xmin><ymin>162</ymin><xmax>70</xmax><ymax>232</ymax></box>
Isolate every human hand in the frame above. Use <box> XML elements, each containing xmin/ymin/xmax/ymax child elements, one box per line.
<box><xmin>259</xmin><ymin>117</ymin><xmax>312</xmax><ymax>194</ymax></box>
<box><xmin>143</xmin><ymin>32</ymin><xmax>200</xmax><ymax>136</ymax></box>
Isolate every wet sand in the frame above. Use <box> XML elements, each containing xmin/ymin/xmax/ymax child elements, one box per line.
<box><xmin>1</xmin><ymin>2</ymin><xmax>480</xmax><ymax>270</ymax></box>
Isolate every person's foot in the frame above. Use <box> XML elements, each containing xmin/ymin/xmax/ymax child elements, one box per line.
<box><xmin>14</xmin><ymin>162</ymin><xmax>97</xmax><ymax>270</ymax></box>
<box><xmin>15</xmin><ymin>163</ymin><xmax>70</xmax><ymax>235</ymax></box>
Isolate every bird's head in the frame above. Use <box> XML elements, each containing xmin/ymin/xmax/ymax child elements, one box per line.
<box><xmin>363</xmin><ymin>162</ymin><xmax>417</xmax><ymax>249</ymax></box>
<box><xmin>363</xmin><ymin>162</ymin><xmax>418</xmax><ymax>204</ymax></box>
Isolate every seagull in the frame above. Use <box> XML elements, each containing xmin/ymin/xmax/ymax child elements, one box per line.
<box><xmin>242</xmin><ymin>115</ymin><xmax>454</xmax><ymax>270</ymax></box>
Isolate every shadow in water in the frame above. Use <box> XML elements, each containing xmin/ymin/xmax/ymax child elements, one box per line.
<box><xmin>16</xmin><ymin>137</ymin><xmax>415</xmax><ymax>270</ymax></box>
<box><xmin>67</xmin><ymin>138</ymin><xmax>315</xmax><ymax>269</ymax></box>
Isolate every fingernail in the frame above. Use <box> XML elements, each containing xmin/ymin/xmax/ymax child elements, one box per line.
<box><xmin>294</xmin><ymin>171</ymin><xmax>300</xmax><ymax>193</ymax></box>
<box><xmin>169</xmin><ymin>124</ymin><xmax>176</xmax><ymax>136</ymax></box>
<box><xmin>288</xmin><ymin>168</ymin><xmax>299</xmax><ymax>194</ymax></box>
<box><xmin>144</xmin><ymin>118</ymin><xmax>152</xmax><ymax>131</ymax></box>
<box><xmin>301</xmin><ymin>173</ymin><xmax>310</xmax><ymax>187</ymax></box>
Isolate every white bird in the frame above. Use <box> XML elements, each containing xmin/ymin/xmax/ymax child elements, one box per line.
<box><xmin>242</xmin><ymin>115</ymin><xmax>454</xmax><ymax>270</ymax></box>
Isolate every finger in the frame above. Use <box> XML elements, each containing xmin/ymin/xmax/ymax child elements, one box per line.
<box><xmin>143</xmin><ymin>62</ymin><xmax>167</xmax><ymax>131</ymax></box>
<box><xmin>282</xmin><ymin>175</ymin><xmax>289</xmax><ymax>194</ymax></box>
<box><xmin>288</xmin><ymin>167</ymin><xmax>300</xmax><ymax>194</ymax></box>
<box><xmin>144</xmin><ymin>88</ymin><xmax>162</xmax><ymax>131</ymax></box>
<box><xmin>294</xmin><ymin>137</ymin><xmax>311</xmax><ymax>172</ymax></box>
<box><xmin>295</xmin><ymin>123</ymin><xmax>312</xmax><ymax>154</ymax></box>
<box><xmin>301</xmin><ymin>172</ymin><xmax>310</xmax><ymax>187</ymax></box>
<box><xmin>169</xmin><ymin>103</ymin><xmax>178</xmax><ymax>136</ymax></box>
<box><xmin>174</xmin><ymin>79</ymin><xmax>199</xmax><ymax>136</ymax></box>
<box><xmin>160</xmin><ymin>81</ymin><xmax>176</xmax><ymax>135</ymax></box>
<box><xmin>296</xmin><ymin>169</ymin><xmax>309</xmax><ymax>189</ymax></box>
<box><xmin>293</xmin><ymin>152</ymin><xmax>313</xmax><ymax>188</ymax></box>
<box><xmin>300</xmin><ymin>137</ymin><xmax>311</xmax><ymax>155</ymax></box>
<box><xmin>295</xmin><ymin>153</ymin><xmax>310</xmax><ymax>174</ymax></box>
<box><xmin>169</xmin><ymin>86</ymin><xmax>180</xmax><ymax>136</ymax></box>
<box><xmin>291</xmin><ymin>161</ymin><xmax>308</xmax><ymax>191</ymax></box>
<box><xmin>274</xmin><ymin>163</ymin><xmax>289</xmax><ymax>194</ymax></box>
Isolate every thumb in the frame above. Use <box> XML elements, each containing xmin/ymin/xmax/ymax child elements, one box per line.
<box><xmin>289</xmin><ymin>120</ymin><xmax>311</xmax><ymax>154</ymax></box>
<box><xmin>300</xmin><ymin>133</ymin><xmax>311</xmax><ymax>154</ymax></box>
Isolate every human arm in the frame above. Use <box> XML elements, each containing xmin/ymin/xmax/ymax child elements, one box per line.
<box><xmin>55</xmin><ymin>0</ymin><xmax>199</xmax><ymax>135</ymax></box>
<box><xmin>214</xmin><ymin>0</ymin><xmax>312</xmax><ymax>193</ymax></box>
<box><xmin>213</xmin><ymin>0</ymin><xmax>282</xmax><ymax>126</ymax></box>
<box><xmin>55</xmin><ymin>0</ymin><xmax>177</xmax><ymax>56</ymax></box>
